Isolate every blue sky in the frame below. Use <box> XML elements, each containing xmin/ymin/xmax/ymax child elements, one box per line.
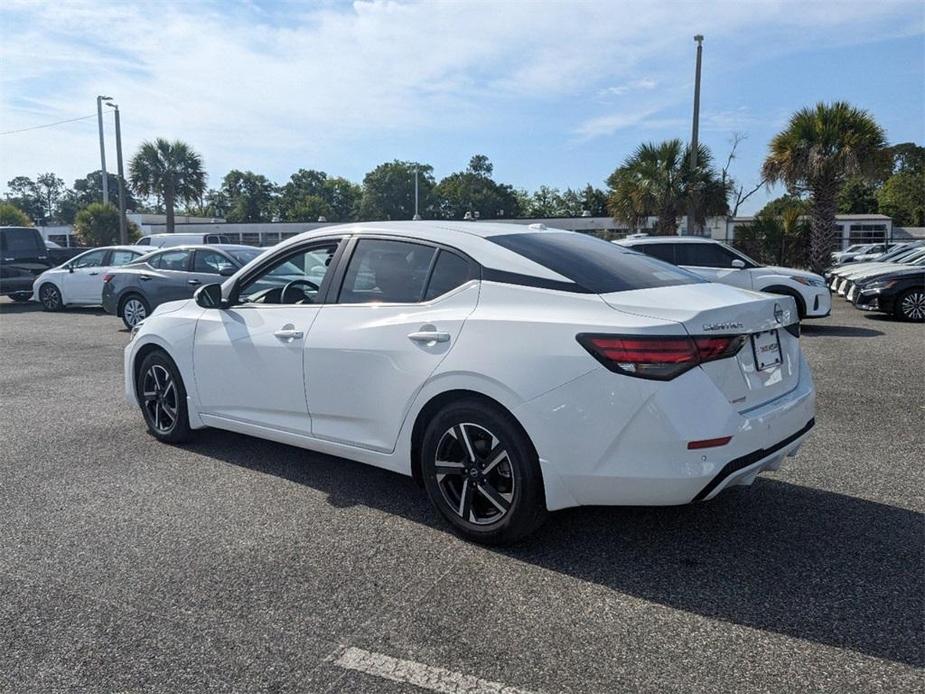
<box><xmin>1</xmin><ymin>0</ymin><xmax>923</xmax><ymax>214</ymax></box>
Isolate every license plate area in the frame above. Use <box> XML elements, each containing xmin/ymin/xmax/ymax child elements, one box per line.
<box><xmin>751</xmin><ymin>329</ymin><xmax>782</xmax><ymax>370</ymax></box>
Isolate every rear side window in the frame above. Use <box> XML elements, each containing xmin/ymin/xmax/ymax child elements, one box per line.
<box><xmin>149</xmin><ymin>250</ymin><xmax>190</xmax><ymax>271</ymax></box>
<box><xmin>635</xmin><ymin>243</ymin><xmax>676</xmax><ymax>264</ymax></box>
<box><xmin>487</xmin><ymin>233</ymin><xmax>704</xmax><ymax>293</ymax></box>
<box><xmin>136</xmin><ymin>238</ymin><xmax>151</xmax><ymax>246</ymax></box>
<box><xmin>111</xmin><ymin>250</ymin><xmax>142</xmax><ymax>266</ymax></box>
<box><xmin>193</xmin><ymin>250</ymin><xmax>235</xmax><ymax>274</ymax></box>
<box><xmin>338</xmin><ymin>239</ymin><xmax>436</xmax><ymax>304</ymax></box>
<box><xmin>424</xmin><ymin>250</ymin><xmax>474</xmax><ymax>300</ymax></box>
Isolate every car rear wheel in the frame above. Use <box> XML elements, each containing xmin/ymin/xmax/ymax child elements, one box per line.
<box><xmin>10</xmin><ymin>292</ymin><xmax>33</xmax><ymax>303</ymax></box>
<box><xmin>136</xmin><ymin>350</ymin><xmax>191</xmax><ymax>443</ymax></box>
<box><xmin>896</xmin><ymin>288</ymin><xmax>925</xmax><ymax>322</ymax></box>
<box><xmin>120</xmin><ymin>294</ymin><xmax>149</xmax><ymax>329</ymax></box>
<box><xmin>39</xmin><ymin>283</ymin><xmax>62</xmax><ymax>311</ymax></box>
<box><xmin>421</xmin><ymin>399</ymin><xmax>547</xmax><ymax>544</ymax></box>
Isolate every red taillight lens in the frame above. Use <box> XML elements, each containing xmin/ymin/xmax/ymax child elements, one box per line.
<box><xmin>102</xmin><ymin>273</ymin><xmax>114</xmax><ymax>283</ymax></box>
<box><xmin>577</xmin><ymin>333</ymin><xmax>746</xmax><ymax>380</ymax></box>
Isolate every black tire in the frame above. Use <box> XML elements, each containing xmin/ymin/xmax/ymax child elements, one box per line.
<box><xmin>10</xmin><ymin>292</ymin><xmax>33</xmax><ymax>303</ymax></box>
<box><xmin>135</xmin><ymin>350</ymin><xmax>192</xmax><ymax>443</ymax></box>
<box><xmin>38</xmin><ymin>283</ymin><xmax>63</xmax><ymax>311</ymax></box>
<box><xmin>895</xmin><ymin>287</ymin><xmax>925</xmax><ymax>322</ymax></box>
<box><xmin>120</xmin><ymin>293</ymin><xmax>150</xmax><ymax>329</ymax></box>
<box><xmin>420</xmin><ymin>398</ymin><xmax>547</xmax><ymax>545</ymax></box>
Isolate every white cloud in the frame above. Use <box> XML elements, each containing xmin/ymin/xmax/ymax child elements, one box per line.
<box><xmin>0</xmin><ymin>0</ymin><xmax>921</xmax><ymax>189</ymax></box>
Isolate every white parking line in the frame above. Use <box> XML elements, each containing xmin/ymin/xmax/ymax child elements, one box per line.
<box><xmin>333</xmin><ymin>646</ymin><xmax>541</xmax><ymax>694</ymax></box>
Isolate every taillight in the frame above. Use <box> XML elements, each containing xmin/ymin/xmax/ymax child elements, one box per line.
<box><xmin>576</xmin><ymin>333</ymin><xmax>746</xmax><ymax>380</ymax></box>
<box><xmin>102</xmin><ymin>273</ymin><xmax>114</xmax><ymax>283</ymax></box>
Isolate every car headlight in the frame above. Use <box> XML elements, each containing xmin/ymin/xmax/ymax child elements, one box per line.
<box><xmin>790</xmin><ymin>275</ymin><xmax>827</xmax><ymax>288</ymax></box>
<box><xmin>861</xmin><ymin>279</ymin><xmax>896</xmax><ymax>292</ymax></box>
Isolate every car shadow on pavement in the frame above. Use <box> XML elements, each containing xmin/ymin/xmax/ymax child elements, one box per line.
<box><xmin>188</xmin><ymin>428</ymin><xmax>923</xmax><ymax>669</ymax></box>
<box><xmin>0</xmin><ymin>301</ymin><xmax>108</xmax><ymax>317</ymax></box>
<box><xmin>801</xmin><ymin>323</ymin><xmax>884</xmax><ymax>337</ymax></box>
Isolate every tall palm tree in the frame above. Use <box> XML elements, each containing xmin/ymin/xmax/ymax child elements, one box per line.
<box><xmin>607</xmin><ymin>139</ymin><xmax>728</xmax><ymax>235</ymax></box>
<box><xmin>762</xmin><ymin>102</ymin><xmax>888</xmax><ymax>272</ymax></box>
<box><xmin>129</xmin><ymin>138</ymin><xmax>206</xmax><ymax>233</ymax></box>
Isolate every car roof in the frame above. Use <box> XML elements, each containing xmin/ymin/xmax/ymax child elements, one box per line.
<box><xmin>144</xmin><ymin>243</ymin><xmax>256</xmax><ymax>252</ymax></box>
<box><xmin>141</xmin><ymin>232</ymin><xmax>233</xmax><ymax>238</ymax></box>
<box><xmin>619</xmin><ymin>236</ymin><xmax>718</xmax><ymax>245</ymax></box>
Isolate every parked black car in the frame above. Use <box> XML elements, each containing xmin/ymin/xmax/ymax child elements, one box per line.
<box><xmin>0</xmin><ymin>226</ymin><xmax>85</xmax><ymax>301</ymax></box>
<box><xmin>102</xmin><ymin>244</ymin><xmax>264</xmax><ymax>328</ymax></box>
<box><xmin>853</xmin><ymin>266</ymin><xmax>925</xmax><ymax>321</ymax></box>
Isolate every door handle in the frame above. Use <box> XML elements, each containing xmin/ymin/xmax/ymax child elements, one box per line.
<box><xmin>188</xmin><ymin>279</ymin><xmax>201</xmax><ymax>285</ymax></box>
<box><xmin>274</xmin><ymin>329</ymin><xmax>304</xmax><ymax>341</ymax></box>
<box><xmin>88</xmin><ymin>271</ymin><xmax>100</xmax><ymax>276</ymax></box>
<box><xmin>408</xmin><ymin>331</ymin><xmax>450</xmax><ymax>343</ymax></box>
<box><xmin>139</xmin><ymin>275</ymin><xmax>152</xmax><ymax>281</ymax></box>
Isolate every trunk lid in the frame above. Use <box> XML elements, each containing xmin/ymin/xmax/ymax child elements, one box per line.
<box><xmin>600</xmin><ymin>283</ymin><xmax>801</xmax><ymax>412</ymax></box>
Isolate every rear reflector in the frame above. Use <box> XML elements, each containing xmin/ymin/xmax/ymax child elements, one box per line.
<box><xmin>688</xmin><ymin>436</ymin><xmax>733</xmax><ymax>450</ymax></box>
<box><xmin>102</xmin><ymin>273</ymin><xmax>114</xmax><ymax>283</ymax></box>
<box><xmin>576</xmin><ymin>333</ymin><xmax>747</xmax><ymax>381</ymax></box>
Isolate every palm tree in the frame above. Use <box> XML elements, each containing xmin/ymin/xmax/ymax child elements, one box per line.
<box><xmin>129</xmin><ymin>138</ymin><xmax>206</xmax><ymax>233</ymax></box>
<box><xmin>607</xmin><ymin>139</ymin><xmax>728</xmax><ymax>235</ymax></box>
<box><xmin>762</xmin><ymin>102</ymin><xmax>888</xmax><ymax>273</ymax></box>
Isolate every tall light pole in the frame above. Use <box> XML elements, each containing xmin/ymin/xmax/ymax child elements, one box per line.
<box><xmin>96</xmin><ymin>96</ymin><xmax>112</xmax><ymax>204</ymax></box>
<box><xmin>688</xmin><ymin>35</ymin><xmax>704</xmax><ymax>236</ymax></box>
<box><xmin>106</xmin><ymin>102</ymin><xmax>128</xmax><ymax>244</ymax></box>
<box><xmin>412</xmin><ymin>168</ymin><xmax>421</xmax><ymax>220</ymax></box>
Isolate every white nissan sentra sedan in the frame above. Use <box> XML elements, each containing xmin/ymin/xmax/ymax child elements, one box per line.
<box><xmin>125</xmin><ymin>222</ymin><xmax>816</xmax><ymax>543</ymax></box>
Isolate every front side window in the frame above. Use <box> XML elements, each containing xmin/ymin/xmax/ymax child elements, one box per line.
<box><xmin>110</xmin><ymin>249</ymin><xmax>142</xmax><ymax>266</ymax></box>
<box><xmin>193</xmin><ymin>250</ymin><xmax>236</xmax><ymax>275</ymax></box>
<box><xmin>71</xmin><ymin>249</ymin><xmax>108</xmax><ymax>268</ymax></box>
<box><xmin>238</xmin><ymin>242</ymin><xmax>339</xmax><ymax>305</ymax></box>
<box><xmin>488</xmin><ymin>232</ymin><xmax>704</xmax><ymax>293</ymax></box>
<box><xmin>150</xmin><ymin>250</ymin><xmax>190</xmax><ymax>271</ymax></box>
<box><xmin>338</xmin><ymin>239</ymin><xmax>437</xmax><ymax>304</ymax></box>
<box><xmin>675</xmin><ymin>242</ymin><xmax>741</xmax><ymax>268</ymax></box>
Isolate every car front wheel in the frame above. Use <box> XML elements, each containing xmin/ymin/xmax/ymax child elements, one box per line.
<box><xmin>136</xmin><ymin>350</ymin><xmax>192</xmax><ymax>443</ymax></box>
<box><xmin>421</xmin><ymin>399</ymin><xmax>547</xmax><ymax>544</ymax></box>
<box><xmin>39</xmin><ymin>283</ymin><xmax>62</xmax><ymax>311</ymax></box>
<box><xmin>896</xmin><ymin>288</ymin><xmax>925</xmax><ymax>322</ymax></box>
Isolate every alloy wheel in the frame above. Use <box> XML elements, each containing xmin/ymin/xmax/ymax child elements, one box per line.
<box><xmin>434</xmin><ymin>423</ymin><xmax>515</xmax><ymax>526</ymax></box>
<box><xmin>141</xmin><ymin>364</ymin><xmax>178</xmax><ymax>434</ymax></box>
<box><xmin>40</xmin><ymin>285</ymin><xmax>60</xmax><ymax>310</ymax></box>
<box><xmin>123</xmin><ymin>298</ymin><xmax>147</xmax><ymax>326</ymax></box>
<box><xmin>901</xmin><ymin>290</ymin><xmax>925</xmax><ymax>321</ymax></box>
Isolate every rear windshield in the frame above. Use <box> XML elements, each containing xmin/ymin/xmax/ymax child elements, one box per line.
<box><xmin>1</xmin><ymin>227</ymin><xmax>42</xmax><ymax>254</ymax></box>
<box><xmin>488</xmin><ymin>232</ymin><xmax>705</xmax><ymax>293</ymax></box>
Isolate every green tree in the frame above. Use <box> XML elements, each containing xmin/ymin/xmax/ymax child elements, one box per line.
<box><xmin>877</xmin><ymin>171</ymin><xmax>925</xmax><ymax>227</ymax></box>
<box><xmin>762</xmin><ymin>102</ymin><xmax>888</xmax><ymax>272</ymax></box>
<box><xmin>433</xmin><ymin>155</ymin><xmax>521</xmax><ymax>220</ymax></box>
<box><xmin>220</xmin><ymin>170</ymin><xmax>277</xmax><ymax>222</ymax></box>
<box><xmin>0</xmin><ymin>202</ymin><xmax>32</xmax><ymax>226</ymax></box>
<box><xmin>285</xmin><ymin>195</ymin><xmax>333</xmax><ymax>222</ymax></box>
<box><xmin>5</xmin><ymin>176</ymin><xmax>43</xmax><ymax>222</ymax></box>
<box><xmin>322</xmin><ymin>176</ymin><xmax>361</xmax><ymax>222</ymax></box>
<box><xmin>277</xmin><ymin>169</ymin><xmax>360</xmax><ymax>222</ymax></box>
<box><xmin>359</xmin><ymin>161</ymin><xmax>435</xmax><ymax>220</ymax></box>
<box><xmin>33</xmin><ymin>173</ymin><xmax>65</xmax><ymax>223</ymax></box>
<box><xmin>73</xmin><ymin>203</ymin><xmax>140</xmax><ymax>246</ymax></box>
<box><xmin>607</xmin><ymin>139</ymin><xmax>729</xmax><ymax>235</ymax></box>
<box><xmin>837</xmin><ymin>176</ymin><xmax>879</xmax><ymax>214</ymax></box>
<box><xmin>129</xmin><ymin>138</ymin><xmax>207</xmax><ymax>233</ymax></box>
<box><xmin>72</xmin><ymin>170</ymin><xmax>138</xmax><ymax>212</ymax></box>
<box><xmin>886</xmin><ymin>142</ymin><xmax>925</xmax><ymax>175</ymax></box>
<box><xmin>201</xmin><ymin>188</ymin><xmax>230</xmax><ymax>218</ymax></box>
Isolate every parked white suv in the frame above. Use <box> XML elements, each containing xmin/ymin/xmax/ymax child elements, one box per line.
<box><xmin>618</xmin><ymin>237</ymin><xmax>831</xmax><ymax>319</ymax></box>
<box><xmin>135</xmin><ymin>232</ymin><xmax>234</xmax><ymax>248</ymax></box>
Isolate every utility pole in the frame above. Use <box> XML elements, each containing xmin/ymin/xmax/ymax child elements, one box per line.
<box><xmin>412</xmin><ymin>168</ymin><xmax>421</xmax><ymax>220</ymax></box>
<box><xmin>96</xmin><ymin>96</ymin><xmax>112</xmax><ymax>204</ymax></box>
<box><xmin>107</xmin><ymin>103</ymin><xmax>128</xmax><ymax>244</ymax></box>
<box><xmin>688</xmin><ymin>35</ymin><xmax>703</xmax><ymax>236</ymax></box>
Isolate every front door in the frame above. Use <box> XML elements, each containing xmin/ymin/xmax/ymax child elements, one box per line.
<box><xmin>192</xmin><ymin>240</ymin><xmax>341</xmax><ymax>433</ymax></box>
<box><xmin>306</xmin><ymin>239</ymin><xmax>479</xmax><ymax>452</ymax></box>
<box><xmin>64</xmin><ymin>249</ymin><xmax>109</xmax><ymax>303</ymax></box>
<box><xmin>676</xmin><ymin>242</ymin><xmax>754</xmax><ymax>289</ymax></box>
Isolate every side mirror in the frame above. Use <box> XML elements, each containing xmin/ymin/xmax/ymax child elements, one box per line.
<box><xmin>67</xmin><ymin>265</ymin><xmax>75</xmax><ymax>273</ymax></box>
<box><xmin>218</xmin><ymin>266</ymin><xmax>236</xmax><ymax>277</ymax></box>
<box><xmin>194</xmin><ymin>283</ymin><xmax>224</xmax><ymax>309</ymax></box>
<box><xmin>731</xmin><ymin>259</ymin><xmax>746</xmax><ymax>269</ymax></box>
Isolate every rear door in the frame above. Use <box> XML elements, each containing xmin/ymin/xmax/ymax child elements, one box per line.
<box><xmin>675</xmin><ymin>242</ymin><xmax>754</xmax><ymax>289</ymax></box>
<box><xmin>305</xmin><ymin>238</ymin><xmax>479</xmax><ymax>452</ymax></box>
<box><xmin>144</xmin><ymin>249</ymin><xmax>195</xmax><ymax>305</ymax></box>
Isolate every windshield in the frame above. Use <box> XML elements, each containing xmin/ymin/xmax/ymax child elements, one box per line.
<box><xmin>488</xmin><ymin>232</ymin><xmax>706</xmax><ymax>293</ymax></box>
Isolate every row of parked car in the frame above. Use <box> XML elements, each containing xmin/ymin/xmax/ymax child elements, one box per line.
<box><xmin>824</xmin><ymin>241</ymin><xmax>925</xmax><ymax>321</ymax></box>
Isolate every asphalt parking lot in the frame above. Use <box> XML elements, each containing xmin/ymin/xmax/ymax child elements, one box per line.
<box><xmin>0</xmin><ymin>297</ymin><xmax>922</xmax><ymax>693</ymax></box>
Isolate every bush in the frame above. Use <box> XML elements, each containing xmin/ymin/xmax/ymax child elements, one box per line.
<box><xmin>0</xmin><ymin>202</ymin><xmax>32</xmax><ymax>226</ymax></box>
<box><xmin>733</xmin><ymin>214</ymin><xmax>811</xmax><ymax>269</ymax></box>
<box><xmin>73</xmin><ymin>203</ymin><xmax>140</xmax><ymax>246</ymax></box>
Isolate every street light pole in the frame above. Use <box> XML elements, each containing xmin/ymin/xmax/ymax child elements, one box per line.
<box><xmin>412</xmin><ymin>168</ymin><xmax>421</xmax><ymax>220</ymax></box>
<box><xmin>688</xmin><ymin>35</ymin><xmax>704</xmax><ymax>236</ymax></box>
<box><xmin>107</xmin><ymin>103</ymin><xmax>128</xmax><ymax>244</ymax></box>
<box><xmin>96</xmin><ymin>96</ymin><xmax>112</xmax><ymax>204</ymax></box>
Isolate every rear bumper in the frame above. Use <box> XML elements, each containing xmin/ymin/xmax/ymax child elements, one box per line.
<box><xmin>101</xmin><ymin>289</ymin><xmax>118</xmax><ymax>315</ymax></box>
<box><xmin>516</xmin><ymin>353</ymin><xmax>816</xmax><ymax>511</ymax></box>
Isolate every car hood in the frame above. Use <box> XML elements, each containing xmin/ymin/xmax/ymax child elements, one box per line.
<box><xmin>759</xmin><ymin>266</ymin><xmax>824</xmax><ymax>282</ymax></box>
<box><xmin>856</xmin><ymin>265</ymin><xmax>925</xmax><ymax>283</ymax></box>
<box><xmin>149</xmin><ymin>299</ymin><xmax>191</xmax><ymax>317</ymax></box>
